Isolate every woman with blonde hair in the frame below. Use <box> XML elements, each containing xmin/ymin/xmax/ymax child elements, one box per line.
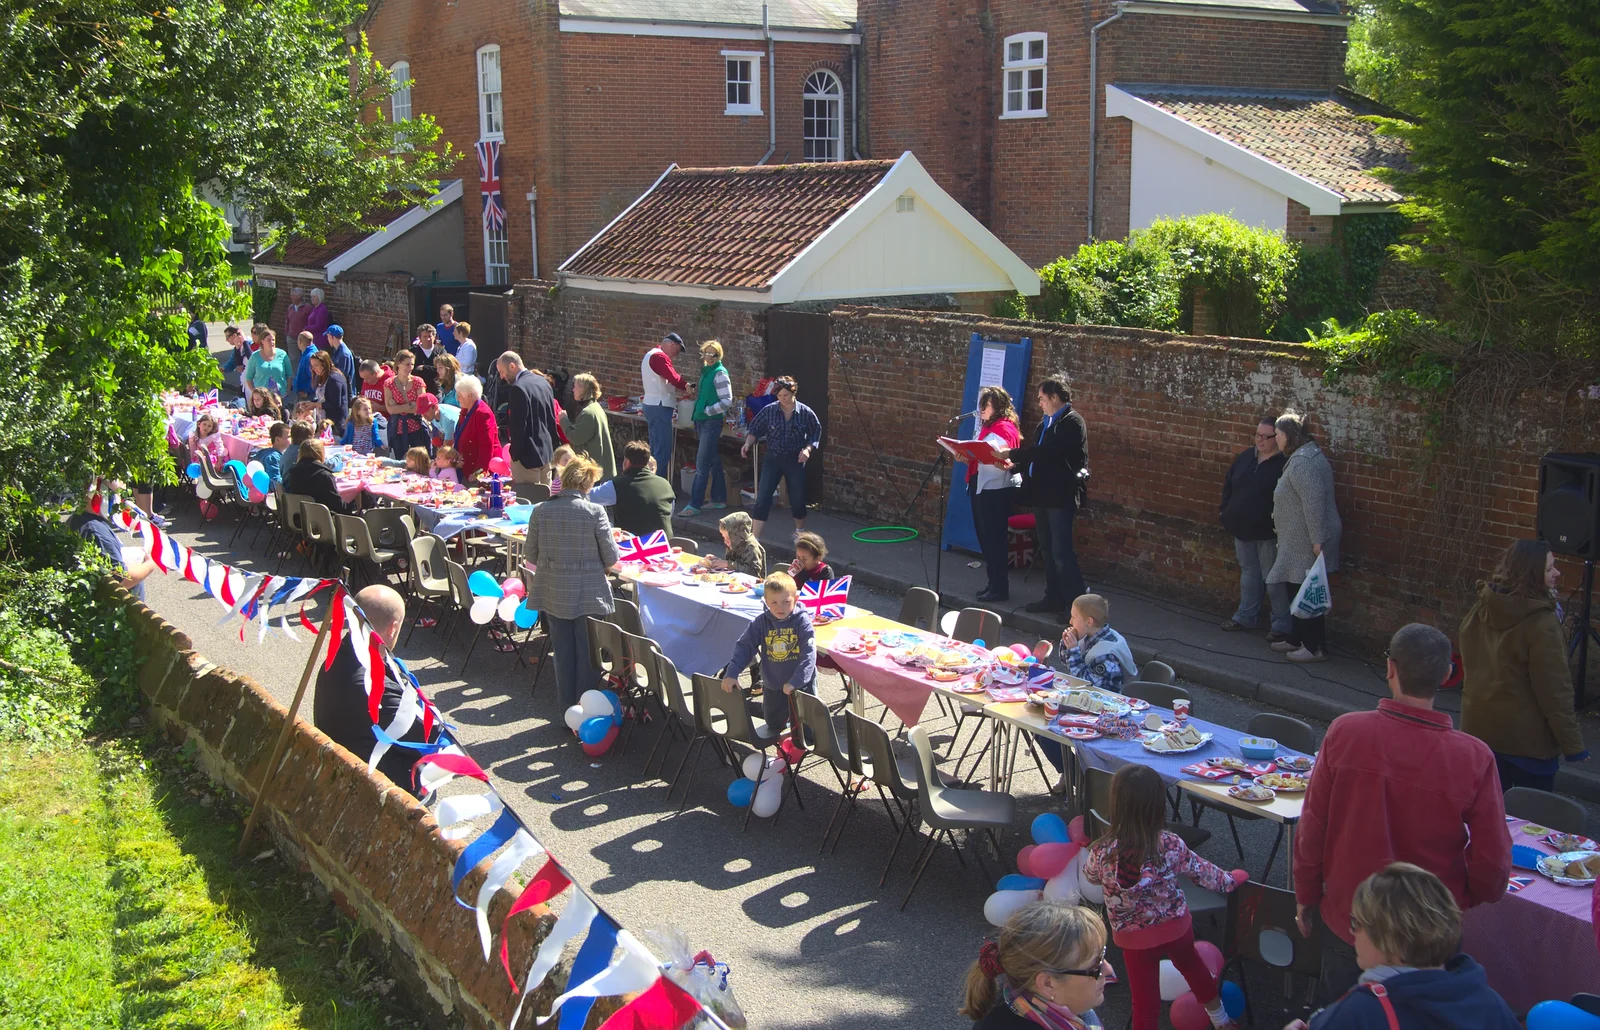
<box><xmin>559</xmin><ymin>373</ymin><xmax>616</xmax><ymax>481</ymax></box>
<box><xmin>960</xmin><ymin>901</ymin><xmax>1110</xmax><ymax>1029</ymax></box>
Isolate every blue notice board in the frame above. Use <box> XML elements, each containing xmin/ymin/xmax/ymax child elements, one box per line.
<box><xmin>943</xmin><ymin>332</ymin><xmax>1033</xmax><ymax>552</ymax></box>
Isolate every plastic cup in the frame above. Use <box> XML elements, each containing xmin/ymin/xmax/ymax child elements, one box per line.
<box><xmin>1173</xmin><ymin>698</ymin><xmax>1191</xmax><ymax>722</ymax></box>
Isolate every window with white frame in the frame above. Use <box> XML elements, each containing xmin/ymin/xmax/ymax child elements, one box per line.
<box><xmin>390</xmin><ymin>60</ymin><xmax>412</xmax><ymax>122</ymax></box>
<box><xmin>477</xmin><ymin>45</ymin><xmax>503</xmax><ymax>139</ymax></box>
<box><xmin>1001</xmin><ymin>32</ymin><xmax>1047</xmax><ymax>118</ymax></box>
<box><xmin>802</xmin><ymin>70</ymin><xmax>843</xmax><ymax>161</ymax></box>
<box><xmin>723</xmin><ymin>51</ymin><xmax>762</xmax><ymax>115</ymax></box>
<box><xmin>484</xmin><ymin>222</ymin><xmax>510</xmax><ymax>285</ymax></box>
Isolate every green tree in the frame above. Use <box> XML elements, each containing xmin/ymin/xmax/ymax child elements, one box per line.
<box><xmin>0</xmin><ymin>1</ymin><xmax>447</xmax><ymax>522</ymax></box>
<box><xmin>1344</xmin><ymin>1</ymin><xmax>1426</xmax><ymax>109</ymax></box>
<box><xmin>1140</xmin><ymin>215</ymin><xmax>1296</xmax><ymax>338</ymax></box>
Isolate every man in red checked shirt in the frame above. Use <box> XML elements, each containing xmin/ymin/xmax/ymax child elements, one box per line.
<box><xmin>640</xmin><ymin>332</ymin><xmax>691</xmax><ymax>478</ymax></box>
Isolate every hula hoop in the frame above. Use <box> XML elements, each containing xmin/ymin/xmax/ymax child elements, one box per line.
<box><xmin>853</xmin><ymin>525</ymin><xmax>919</xmax><ymax>544</ymax></box>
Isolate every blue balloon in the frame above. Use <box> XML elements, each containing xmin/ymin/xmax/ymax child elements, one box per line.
<box><xmin>467</xmin><ymin>569</ymin><xmax>502</xmax><ymax>598</ymax></box>
<box><xmin>1529</xmin><ymin>1001</ymin><xmax>1600</xmax><ymax>1030</ymax></box>
<box><xmin>578</xmin><ymin>716</ymin><xmax>612</xmax><ymax>745</ymax></box>
<box><xmin>251</xmin><ymin>470</ymin><xmax>270</xmax><ymax>495</ymax></box>
<box><xmin>1031</xmin><ymin>813</ymin><xmax>1070</xmax><ymax>844</ymax></box>
<box><xmin>326</xmin><ymin>453</ymin><xmax>346</xmax><ymax>473</ymax></box>
<box><xmin>996</xmin><ymin>874</ymin><xmax>1047</xmax><ymax>892</ymax></box>
<box><xmin>727</xmin><ymin>778</ymin><xmax>756</xmax><ymax>808</ymax></box>
<box><xmin>973</xmin><ymin>638</ymin><xmax>987</xmax><ymax>649</ymax></box>
<box><xmin>601</xmin><ymin>689</ymin><xmax>622</xmax><ymax>719</ymax></box>
<box><xmin>1219</xmin><ymin>981</ymin><xmax>1245</xmax><ymax>1020</ymax></box>
<box><xmin>185</xmin><ymin>462</ymin><xmax>202</xmax><ymax>480</ymax></box>
<box><xmin>513</xmin><ymin>603</ymin><xmax>540</xmax><ymax>629</ymax></box>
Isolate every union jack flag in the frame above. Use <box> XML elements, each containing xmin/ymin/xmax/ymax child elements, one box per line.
<box><xmin>798</xmin><ymin>575</ymin><xmax>851</xmax><ymax>618</ymax></box>
<box><xmin>616</xmin><ymin>529</ymin><xmax>670</xmax><ymax>563</ymax></box>
<box><xmin>475</xmin><ymin>140</ymin><xmax>505</xmax><ymax>230</ymax></box>
<box><xmin>201</xmin><ymin>388</ymin><xmax>219</xmax><ymax>405</ymax></box>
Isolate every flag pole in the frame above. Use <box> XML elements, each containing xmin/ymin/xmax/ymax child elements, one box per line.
<box><xmin>238</xmin><ymin>604</ymin><xmax>336</xmax><ymax>857</ymax></box>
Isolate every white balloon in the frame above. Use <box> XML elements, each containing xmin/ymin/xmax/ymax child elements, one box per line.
<box><xmin>742</xmin><ymin>753</ymin><xmax>766</xmax><ymax>781</ymax></box>
<box><xmin>246</xmin><ymin>459</ymin><xmax>265</xmax><ymax>478</ymax></box>
<box><xmin>940</xmin><ymin>610</ymin><xmax>958</xmax><ymax>636</ymax></box>
<box><xmin>265</xmin><ymin>492</ymin><xmax>278</xmax><ymax>511</ymax></box>
<box><xmin>1158</xmin><ymin>959</ymin><xmax>1188</xmax><ymax>1002</ymax></box>
<box><xmin>564</xmin><ymin>705</ymin><xmax>587</xmax><ymax>733</ymax></box>
<box><xmin>751</xmin><ymin>775</ymin><xmax>783</xmax><ymax>818</ymax></box>
<box><xmin>1076</xmin><ymin>854</ymin><xmax>1104</xmax><ymax>904</ymax></box>
<box><xmin>498</xmin><ymin>595</ymin><xmax>520</xmax><ymax>623</ymax></box>
<box><xmin>766</xmin><ymin>756</ymin><xmax>784</xmax><ymax>772</ymax></box>
<box><xmin>195</xmin><ymin>481</ymin><xmax>213</xmax><ymax>499</ymax></box>
<box><xmin>580</xmin><ymin>689</ymin><xmax>612</xmax><ymax>719</ymax></box>
<box><xmin>469</xmin><ymin>596</ymin><xmax>499</xmax><ymax>625</ymax></box>
<box><xmin>983</xmin><ymin>889</ymin><xmax>1041</xmax><ymax>927</ymax></box>
<box><xmin>1042</xmin><ymin>871</ymin><xmax>1082</xmax><ymax>904</ymax></box>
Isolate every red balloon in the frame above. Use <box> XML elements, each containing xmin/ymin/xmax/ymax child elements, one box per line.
<box><xmin>1194</xmin><ymin>940</ymin><xmax>1224</xmax><ymax>978</ymax></box>
<box><xmin>1169</xmin><ymin>992</ymin><xmax>1211</xmax><ymax>1030</ymax></box>
<box><xmin>1029</xmin><ymin>841</ymin><xmax>1081</xmax><ymax>880</ymax></box>
<box><xmin>581</xmin><ymin>723</ymin><xmax>620</xmax><ymax>757</ymax></box>
<box><xmin>1016</xmin><ymin>844</ymin><xmax>1039</xmax><ymax>878</ymax></box>
<box><xmin>1067</xmin><ymin>815</ymin><xmax>1089</xmax><ymax>844</ymax></box>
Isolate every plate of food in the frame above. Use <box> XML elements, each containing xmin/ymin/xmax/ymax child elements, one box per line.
<box><xmin>1141</xmin><ymin>725</ymin><xmax>1212</xmax><ymax>754</ymax></box>
<box><xmin>951</xmin><ymin>681</ymin><xmax>988</xmax><ymax>694</ymax></box>
<box><xmin>1063</xmin><ymin>689</ymin><xmax>1132</xmax><ymax>717</ymax></box>
<box><xmin>1537</xmin><ymin>850</ymin><xmax>1600</xmax><ymax>886</ymax></box>
<box><xmin>928</xmin><ymin>667</ymin><xmax>963</xmax><ymax>682</ymax></box>
<box><xmin>1228</xmin><ymin>783</ymin><xmax>1277</xmax><ymax>803</ymax></box>
<box><xmin>1256</xmin><ymin>773</ymin><xmax>1309</xmax><ymax>793</ymax></box>
<box><xmin>1546</xmin><ymin>832</ymin><xmax>1599</xmax><ymax>853</ymax></box>
<box><xmin>721</xmin><ymin>578</ymin><xmax>755</xmax><ymax>594</ymax></box>
<box><xmin>1212</xmin><ymin>757</ymin><xmax>1250</xmax><ymax>773</ymax></box>
<box><xmin>1521</xmin><ymin>823</ymin><xmax>1552</xmax><ymax>836</ymax></box>
<box><xmin>1062</xmin><ymin>726</ymin><xmax>1102</xmax><ymax>741</ymax></box>
<box><xmin>1276</xmin><ymin>754</ymin><xmax>1314</xmax><ymax>773</ymax></box>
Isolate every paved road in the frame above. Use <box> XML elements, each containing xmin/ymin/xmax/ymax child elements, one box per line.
<box><xmin>134</xmin><ymin>498</ymin><xmax>1597</xmax><ymax>1030</ymax></box>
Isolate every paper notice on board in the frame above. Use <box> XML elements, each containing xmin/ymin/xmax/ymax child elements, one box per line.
<box><xmin>979</xmin><ymin>345</ymin><xmax>1006</xmax><ymax>388</ymax></box>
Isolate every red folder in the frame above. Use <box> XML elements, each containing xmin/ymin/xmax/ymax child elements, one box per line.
<box><xmin>938</xmin><ymin>436</ymin><xmax>1007</xmax><ymax>467</ymax></box>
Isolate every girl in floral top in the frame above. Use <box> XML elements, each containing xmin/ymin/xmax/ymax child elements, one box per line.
<box><xmin>1083</xmin><ymin>765</ymin><xmax>1246</xmax><ymax>1030</ymax></box>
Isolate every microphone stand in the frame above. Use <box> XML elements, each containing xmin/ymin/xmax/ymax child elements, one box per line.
<box><xmin>934</xmin><ymin>410</ymin><xmax>973</xmax><ymax>602</ymax></box>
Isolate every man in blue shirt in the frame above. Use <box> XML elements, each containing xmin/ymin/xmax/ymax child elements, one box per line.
<box><xmin>321</xmin><ymin>325</ymin><xmax>357</xmax><ymax>385</ymax></box>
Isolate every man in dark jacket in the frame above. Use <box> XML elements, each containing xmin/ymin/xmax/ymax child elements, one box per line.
<box><xmin>495</xmin><ymin>351</ymin><xmax>559</xmax><ymax>486</ymax></box>
<box><xmin>1220</xmin><ymin>417</ymin><xmax>1289</xmax><ymax>637</ymax></box>
<box><xmin>994</xmin><ymin>371</ymin><xmax>1088</xmax><ymax>614</ymax></box>
<box><xmin>612</xmin><ymin>441</ymin><xmax>676</xmax><ymax>539</ymax></box>
<box><xmin>313</xmin><ymin>584</ymin><xmax>439</xmax><ymax>796</ymax></box>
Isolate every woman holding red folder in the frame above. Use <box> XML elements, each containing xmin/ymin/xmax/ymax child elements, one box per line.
<box><xmin>970</xmin><ymin>386</ymin><xmax>1023</xmax><ymax>602</ymax></box>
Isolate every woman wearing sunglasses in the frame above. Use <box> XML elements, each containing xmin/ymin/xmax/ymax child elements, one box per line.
<box><xmin>961</xmin><ymin>902</ymin><xmax>1111</xmax><ymax>1029</ymax></box>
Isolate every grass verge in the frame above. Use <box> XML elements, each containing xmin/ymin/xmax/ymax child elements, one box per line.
<box><xmin>0</xmin><ymin>733</ymin><xmax>425</xmax><ymax>1030</ymax></box>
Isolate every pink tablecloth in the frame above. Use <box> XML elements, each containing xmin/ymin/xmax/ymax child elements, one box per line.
<box><xmin>1461</xmin><ymin>817</ymin><xmax>1600</xmax><ymax>1012</ymax></box>
<box><xmin>824</xmin><ymin>649</ymin><xmax>940</xmax><ymax>727</ymax></box>
<box><xmin>222</xmin><ymin>433</ymin><xmax>254</xmax><ymax>463</ymax></box>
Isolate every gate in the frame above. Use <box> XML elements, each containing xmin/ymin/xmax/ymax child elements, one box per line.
<box><xmin>764</xmin><ymin>309</ymin><xmax>831</xmax><ymax>505</ymax></box>
<box><xmin>468</xmin><ymin>290</ymin><xmax>512</xmax><ymax>361</ymax></box>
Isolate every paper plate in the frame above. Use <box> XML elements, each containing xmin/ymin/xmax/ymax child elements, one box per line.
<box><xmin>1537</xmin><ymin>851</ymin><xmax>1600</xmax><ymax>887</ymax></box>
<box><xmin>1140</xmin><ymin>731</ymin><xmax>1214</xmax><ymax>755</ymax></box>
<box><xmin>1228</xmin><ymin>784</ymin><xmax>1277</xmax><ymax>803</ymax></box>
<box><xmin>1125</xmin><ymin>697</ymin><xmax>1151</xmax><ymax>711</ymax></box>
<box><xmin>1062</xmin><ymin>726</ymin><xmax>1102</xmax><ymax>741</ymax></box>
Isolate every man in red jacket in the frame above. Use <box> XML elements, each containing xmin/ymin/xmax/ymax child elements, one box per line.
<box><xmin>1294</xmin><ymin>622</ymin><xmax>1510</xmax><ymax>999</ymax></box>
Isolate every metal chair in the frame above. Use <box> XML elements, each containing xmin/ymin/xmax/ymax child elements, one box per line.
<box><xmin>949</xmin><ymin>607</ymin><xmax>1002</xmax><ymax>645</ymax></box>
<box><xmin>898</xmin><ymin>587</ymin><xmax>939</xmax><ymax>631</ymax></box>
<box><xmin>403</xmin><ymin>533</ymin><xmax>453</xmax><ymax>646</ymax></box>
<box><xmin>899</xmin><ymin>726</ymin><xmax>1015</xmax><ymax>909</ymax></box>
<box><xmin>1142</xmin><ymin>660</ymin><xmax>1177</xmax><ymax>685</ymax></box>
<box><xmin>679</xmin><ymin>672</ymin><xmax>785</xmax><ymax>828</ymax></box>
<box><xmin>1504</xmin><ymin>786</ymin><xmax>1588</xmax><ymax>835</ymax></box>
<box><xmin>1220</xmin><ymin>881</ymin><xmax>1323</xmax><ymax>1019</ymax></box>
<box><xmin>1122</xmin><ymin>681</ymin><xmax>1191</xmax><ymax>710</ymax></box>
<box><xmin>669</xmin><ymin>536</ymin><xmax>699</xmax><ymax>555</ymax></box>
<box><xmin>846</xmin><ymin>711</ymin><xmax>921</xmax><ymax>867</ymax></box>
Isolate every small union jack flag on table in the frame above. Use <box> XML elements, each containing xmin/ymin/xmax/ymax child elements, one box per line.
<box><xmin>616</xmin><ymin>529</ymin><xmax>671</xmax><ymax>563</ymax></box>
<box><xmin>475</xmin><ymin>140</ymin><xmax>505</xmax><ymax>230</ymax></box>
<box><xmin>798</xmin><ymin>575</ymin><xmax>851</xmax><ymax>619</ymax></box>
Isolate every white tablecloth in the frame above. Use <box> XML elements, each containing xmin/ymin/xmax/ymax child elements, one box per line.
<box><xmin>637</xmin><ymin>580</ymin><xmax>767</xmax><ymax>677</ymax></box>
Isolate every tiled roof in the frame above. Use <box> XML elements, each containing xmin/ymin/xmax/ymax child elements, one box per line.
<box><xmin>562</xmin><ymin>160</ymin><xmax>894</xmax><ymax>289</ymax></box>
<box><xmin>260</xmin><ymin>204</ymin><xmax>413</xmax><ymax>270</ymax></box>
<box><xmin>1125</xmin><ymin>86</ymin><xmax>1409</xmax><ymax>204</ymax></box>
<box><xmin>559</xmin><ymin>0</ymin><xmax>856</xmax><ymax>32</ymax></box>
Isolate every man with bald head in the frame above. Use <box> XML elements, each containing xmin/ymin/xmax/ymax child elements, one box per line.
<box><xmin>313</xmin><ymin>584</ymin><xmax>438</xmax><ymax>795</ymax></box>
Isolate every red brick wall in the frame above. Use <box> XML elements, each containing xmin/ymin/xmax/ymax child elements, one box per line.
<box><xmin>260</xmin><ymin>272</ymin><xmax>413</xmax><ymax>361</ymax></box>
<box><xmin>1286</xmin><ymin>200</ymin><xmax>1339</xmax><ymax>246</ymax></box>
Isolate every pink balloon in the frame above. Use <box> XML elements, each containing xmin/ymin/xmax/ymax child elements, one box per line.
<box><xmin>1194</xmin><ymin>940</ymin><xmax>1224</xmax><ymax>978</ymax></box>
<box><xmin>1169</xmin><ymin>993</ymin><xmax>1210</xmax><ymax>1030</ymax></box>
<box><xmin>502</xmin><ymin>577</ymin><xmax>526</xmax><ymax>599</ymax></box>
<box><xmin>1016</xmin><ymin>844</ymin><xmax>1038</xmax><ymax>878</ymax></box>
<box><xmin>1010</xmin><ymin>642</ymin><xmax>1031</xmax><ymax>659</ymax></box>
<box><xmin>487</xmin><ymin>454</ymin><xmax>511</xmax><ymax>476</ymax></box>
<box><xmin>1028</xmin><ymin>841</ymin><xmax>1081</xmax><ymax>880</ymax></box>
<box><xmin>1067</xmin><ymin>815</ymin><xmax>1089</xmax><ymax>845</ymax></box>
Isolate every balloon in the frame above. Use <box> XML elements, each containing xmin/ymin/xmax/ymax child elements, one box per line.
<box><xmin>940</xmin><ymin>611</ymin><xmax>958</xmax><ymax>635</ymax></box>
<box><xmin>1042</xmin><ymin>870</ymin><xmax>1081</xmax><ymax>904</ymax></box>
<box><xmin>195</xmin><ymin>481</ymin><xmax>213</xmax><ymax>500</ymax></box>
<box><xmin>468</xmin><ymin>569</ymin><xmax>502</xmax><ymax>597</ymax></box>
<box><xmin>742</xmin><ymin>753</ymin><xmax>766</xmax><ymax>781</ymax></box>
<box><xmin>983</xmin><ymin>889</ymin><xmax>1040</xmax><ymax>927</ymax></box>
<box><xmin>1028</xmin><ymin>842</ymin><xmax>1080</xmax><ymax>879</ymax></box>
<box><xmin>1528</xmin><ymin>1001</ymin><xmax>1600</xmax><ymax>1030</ymax></box>
<box><xmin>250</xmin><ymin>470</ymin><xmax>270</xmax><ymax>500</ymax></box>
<box><xmin>199</xmin><ymin>499</ymin><xmax>218</xmax><ymax>519</ymax></box>
<box><xmin>580</xmin><ymin>690</ymin><xmax>612</xmax><ymax>720</ymax></box>
<box><xmin>1158</xmin><ymin>959</ymin><xmax>1189</xmax><ymax>1002</ymax></box>
<box><xmin>246</xmin><ymin>459</ymin><xmax>265</xmax><ymax>479</ymax></box>
<box><xmin>469</xmin><ymin>596</ymin><xmax>499</xmax><ymax>624</ymax></box>
<box><xmin>1194</xmin><ymin>940</ymin><xmax>1224</xmax><ymax>978</ymax></box>
<box><xmin>727</xmin><ymin>779</ymin><xmax>756</xmax><ymax>808</ymax></box>
<box><xmin>497</xmin><ymin>595</ymin><xmax>520</xmax><ymax>623</ymax></box>
<box><xmin>1067</xmin><ymin>815</ymin><xmax>1089</xmax><ymax>844</ymax></box>
<box><xmin>600</xmin><ymin>689</ymin><xmax>622</xmax><ymax>719</ymax></box>
<box><xmin>186</xmin><ymin>462</ymin><xmax>202</xmax><ymax>479</ymax></box>
<box><xmin>514</xmin><ymin>602</ymin><xmax>540</xmax><ymax>629</ymax></box>
<box><xmin>487</xmin><ymin>454</ymin><xmax>511</xmax><ymax>476</ymax></box>
<box><xmin>578</xmin><ymin>716</ymin><xmax>612</xmax><ymax>745</ymax></box>
<box><xmin>1076</xmin><ymin>853</ymin><xmax>1103</xmax><ymax>904</ymax></box>
<box><xmin>1219</xmin><ymin>981</ymin><xmax>1244</xmax><ymax>1020</ymax></box>
<box><xmin>501</xmin><ymin>576</ymin><xmax>525</xmax><ymax>599</ymax></box>
<box><xmin>1169</xmin><ymin>992</ymin><xmax>1210</xmax><ymax>1030</ymax></box>
<box><xmin>581</xmin><ymin>723</ymin><xmax>619</xmax><ymax>757</ymax></box>
<box><xmin>564</xmin><ymin>705</ymin><xmax>587</xmax><ymax>733</ymax></box>
<box><xmin>972</xmin><ymin>638</ymin><xmax>986</xmax><ymax>649</ymax></box>
<box><xmin>1015</xmin><ymin>844</ymin><xmax>1038</xmax><ymax>878</ymax></box>
<box><xmin>996</xmin><ymin>874</ymin><xmax>1046</xmax><ymax>892</ymax></box>
<box><xmin>1010</xmin><ymin>643</ymin><xmax>1031</xmax><ymax>659</ymax></box>
<box><xmin>1031</xmin><ymin>813</ymin><xmax>1070</xmax><ymax>844</ymax></box>
<box><xmin>751</xmin><ymin>776</ymin><xmax>783</xmax><ymax>818</ymax></box>
<box><xmin>991</xmin><ymin>646</ymin><xmax>1013</xmax><ymax>659</ymax></box>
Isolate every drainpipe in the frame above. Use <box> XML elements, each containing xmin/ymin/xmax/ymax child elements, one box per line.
<box><xmin>758</xmin><ymin>2</ymin><xmax>777</xmax><ymax>164</ymax></box>
<box><xmin>1086</xmin><ymin>4</ymin><xmax>1125</xmax><ymax>242</ymax></box>
<box><xmin>851</xmin><ymin>44</ymin><xmax>864</xmax><ymax>159</ymax></box>
<box><xmin>526</xmin><ymin>188</ymin><xmax>540</xmax><ymax>280</ymax></box>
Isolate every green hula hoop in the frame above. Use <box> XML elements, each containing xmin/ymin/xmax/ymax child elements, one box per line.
<box><xmin>852</xmin><ymin>525</ymin><xmax>919</xmax><ymax>544</ymax></box>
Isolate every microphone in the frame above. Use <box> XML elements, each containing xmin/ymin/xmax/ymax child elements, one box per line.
<box><xmin>948</xmin><ymin>409</ymin><xmax>981</xmax><ymax>425</ymax></box>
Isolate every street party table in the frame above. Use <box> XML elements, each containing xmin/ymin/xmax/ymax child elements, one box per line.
<box><xmin>1462</xmin><ymin>817</ymin><xmax>1600</xmax><ymax>1013</ymax></box>
<box><xmin>814</xmin><ymin>615</ymin><xmax>994</xmax><ymax>727</ymax></box>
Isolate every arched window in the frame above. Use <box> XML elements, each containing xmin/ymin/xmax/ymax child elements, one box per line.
<box><xmin>802</xmin><ymin>70</ymin><xmax>843</xmax><ymax>162</ymax></box>
<box><xmin>389</xmin><ymin>61</ymin><xmax>412</xmax><ymax>122</ymax></box>
<box><xmin>477</xmin><ymin>45</ymin><xmax>503</xmax><ymax>140</ymax></box>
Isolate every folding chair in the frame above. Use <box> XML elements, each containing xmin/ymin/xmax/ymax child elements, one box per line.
<box><xmin>791</xmin><ymin>690</ymin><xmax>855</xmax><ymax>852</ymax></box>
<box><xmin>1504</xmin><ymin>786</ymin><xmax>1587</xmax><ymax>835</ymax></box>
<box><xmin>1220</xmin><ymin>881</ymin><xmax>1323</xmax><ymax>1020</ymax></box>
<box><xmin>403</xmin><ymin>533</ymin><xmax>453</xmax><ymax>646</ymax></box>
<box><xmin>899</xmin><ymin>726</ymin><xmax>1015</xmax><ymax>909</ymax></box>
<box><xmin>300</xmin><ymin>502</ymin><xmax>341</xmax><ymax>578</ymax></box>
<box><xmin>1142</xmin><ymin>660</ymin><xmax>1177</xmax><ymax>685</ymax></box>
<box><xmin>845</xmin><ymin>711</ymin><xmax>922</xmax><ymax>866</ymax></box>
<box><xmin>678</xmin><ymin>672</ymin><xmax>787</xmax><ymax>829</ymax></box>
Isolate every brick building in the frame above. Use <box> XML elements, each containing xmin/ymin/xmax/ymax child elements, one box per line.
<box><xmin>359</xmin><ymin>0</ymin><xmax>861</xmax><ymax>286</ymax></box>
<box><xmin>857</xmin><ymin>0</ymin><xmax>1384</xmax><ymax>267</ymax></box>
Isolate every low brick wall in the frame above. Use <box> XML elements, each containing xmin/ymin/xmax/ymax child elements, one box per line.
<box><xmin>120</xmin><ymin>582</ymin><xmax>570</xmax><ymax>1030</ymax></box>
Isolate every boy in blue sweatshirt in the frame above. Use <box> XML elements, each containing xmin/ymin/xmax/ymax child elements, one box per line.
<box><xmin>721</xmin><ymin>571</ymin><xmax>816</xmax><ymax>736</ymax></box>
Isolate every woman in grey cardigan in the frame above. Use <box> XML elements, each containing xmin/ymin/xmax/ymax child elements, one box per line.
<box><xmin>1266</xmin><ymin>410</ymin><xmax>1341</xmax><ymax>663</ymax></box>
<box><xmin>526</xmin><ymin>456</ymin><xmax>620</xmax><ymax>710</ymax></box>
<box><xmin>558</xmin><ymin>373</ymin><xmax>617</xmax><ymax>482</ymax></box>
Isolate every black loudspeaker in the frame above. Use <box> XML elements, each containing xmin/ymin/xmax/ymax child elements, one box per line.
<box><xmin>1538</xmin><ymin>453</ymin><xmax>1600</xmax><ymax>557</ymax></box>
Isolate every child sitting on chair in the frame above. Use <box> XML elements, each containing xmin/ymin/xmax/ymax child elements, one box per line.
<box><xmin>404</xmin><ymin>446</ymin><xmax>431</xmax><ymax>476</ymax></box>
<box><xmin>429</xmin><ymin>445</ymin><xmax>461</xmax><ymax>485</ymax></box>
<box><xmin>1038</xmin><ymin>593</ymin><xmax>1138</xmax><ymax>693</ymax></box>
<box><xmin>721</xmin><ymin>571</ymin><xmax>816</xmax><ymax>737</ymax></box>
<box><xmin>787</xmin><ymin>531</ymin><xmax>834</xmax><ymax>591</ymax></box>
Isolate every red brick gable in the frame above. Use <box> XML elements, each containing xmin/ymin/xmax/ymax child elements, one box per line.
<box><xmin>561</xmin><ymin>159</ymin><xmax>893</xmax><ymax>288</ymax></box>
